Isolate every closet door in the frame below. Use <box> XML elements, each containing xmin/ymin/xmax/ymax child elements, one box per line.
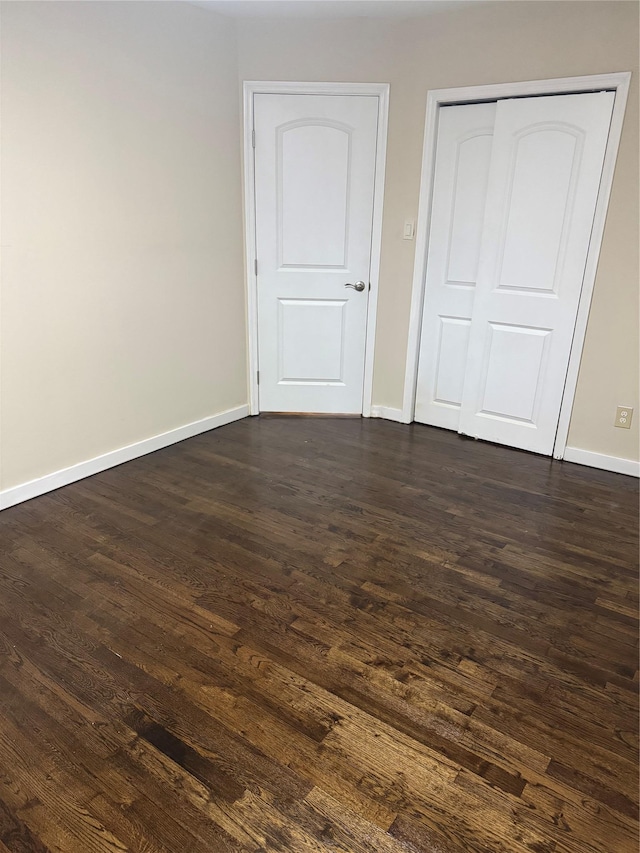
<box><xmin>458</xmin><ymin>91</ymin><xmax>614</xmax><ymax>454</ymax></box>
<box><xmin>414</xmin><ymin>102</ymin><xmax>496</xmax><ymax>428</ymax></box>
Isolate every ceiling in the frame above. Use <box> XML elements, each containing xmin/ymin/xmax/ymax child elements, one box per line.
<box><xmin>189</xmin><ymin>0</ymin><xmax>486</xmax><ymax>19</ymax></box>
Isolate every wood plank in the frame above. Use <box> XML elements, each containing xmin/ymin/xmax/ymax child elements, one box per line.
<box><xmin>0</xmin><ymin>416</ymin><xmax>637</xmax><ymax>851</ymax></box>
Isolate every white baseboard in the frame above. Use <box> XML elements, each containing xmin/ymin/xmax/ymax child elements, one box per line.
<box><xmin>563</xmin><ymin>446</ymin><xmax>639</xmax><ymax>477</ymax></box>
<box><xmin>369</xmin><ymin>405</ymin><xmax>409</xmax><ymax>424</ymax></box>
<box><xmin>0</xmin><ymin>404</ymin><xmax>250</xmax><ymax>511</ymax></box>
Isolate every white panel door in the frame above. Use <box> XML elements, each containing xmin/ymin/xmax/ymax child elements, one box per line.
<box><xmin>415</xmin><ymin>102</ymin><xmax>496</xmax><ymax>428</ymax></box>
<box><xmin>459</xmin><ymin>91</ymin><xmax>614</xmax><ymax>454</ymax></box>
<box><xmin>254</xmin><ymin>94</ymin><xmax>379</xmax><ymax>413</ymax></box>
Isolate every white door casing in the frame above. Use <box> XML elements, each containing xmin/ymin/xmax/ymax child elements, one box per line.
<box><xmin>414</xmin><ymin>102</ymin><xmax>496</xmax><ymax>429</ymax></box>
<box><xmin>253</xmin><ymin>92</ymin><xmax>380</xmax><ymax>413</ymax></box>
<box><xmin>458</xmin><ymin>91</ymin><xmax>615</xmax><ymax>454</ymax></box>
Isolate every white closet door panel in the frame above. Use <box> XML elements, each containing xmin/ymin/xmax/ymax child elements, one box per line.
<box><xmin>254</xmin><ymin>94</ymin><xmax>378</xmax><ymax>413</ymax></box>
<box><xmin>459</xmin><ymin>91</ymin><xmax>615</xmax><ymax>453</ymax></box>
<box><xmin>415</xmin><ymin>102</ymin><xmax>496</xmax><ymax>428</ymax></box>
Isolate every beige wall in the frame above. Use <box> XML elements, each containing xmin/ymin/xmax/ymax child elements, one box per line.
<box><xmin>0</xmin><ymin>1</ymin><xmax>247</xmax><ymax>490</ymax></box>
<box><xmin>237</xmin><ymin>0</ymin><xmax>639</xmax><ymax>461</ymax></box>
<box><xmin>1</xmin><ymin>1</ymin><xmax>637</xmax><ymax>496</ymax></box>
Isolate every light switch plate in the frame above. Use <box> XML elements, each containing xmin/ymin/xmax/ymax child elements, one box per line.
<box><xmin>403</xmin><ymin>220</ymin><xmax>415</xmax><ymax>240</ymax></box>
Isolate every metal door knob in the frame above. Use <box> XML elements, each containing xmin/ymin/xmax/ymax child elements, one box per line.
<box><xmin>345</xmin><ymin>281</ymin><xmax>366</xmax><ymax>292</ymax></box>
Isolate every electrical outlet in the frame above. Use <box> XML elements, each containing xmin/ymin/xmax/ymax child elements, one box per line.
<box><xmin>615</xmin><ymin>406</ymin><xmax>633</xmax><ymax>429</ymax></box>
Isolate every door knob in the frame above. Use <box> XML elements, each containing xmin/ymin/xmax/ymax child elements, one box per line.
<box><xmin>345</xmin><ymin>281</ymin><xmax>366</xmax><ymax>292</ymax></box>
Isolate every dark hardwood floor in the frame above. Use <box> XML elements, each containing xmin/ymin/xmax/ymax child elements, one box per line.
<box><xmin>0</xmin><ymin>416</ymin><xmax>638</xmax><ymax>853</ymax></box>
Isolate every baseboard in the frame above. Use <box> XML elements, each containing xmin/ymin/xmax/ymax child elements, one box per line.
<box><xmin>369</xmin><ymin>405</ymin><xmax>409</xmax><ymax>424</ymax></box>
<box><xmin>0</xmin><ymin>404</ymin><xmax>250</xmax><ymax>511</ymax></box>
<box><xmin>563</xmin><ymin>446</ymin><xmax>639</xmax><ymax>477</ymax></box>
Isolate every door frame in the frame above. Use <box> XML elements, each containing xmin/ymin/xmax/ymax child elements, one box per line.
<box><xmin>242</xmin><ymin>81</ymin><xmax>390</xmax><ymax>416</ymax></box>
<box><xmin>401</xmin><ymin>72</ymin><xmax>631</xmax><ymax>458</ymax></box>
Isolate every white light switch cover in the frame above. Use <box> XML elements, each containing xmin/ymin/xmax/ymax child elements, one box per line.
<box><xmin>403</xmin><ymin>219</ymin><xmax>415</xmax><ymax>240</ymax></box>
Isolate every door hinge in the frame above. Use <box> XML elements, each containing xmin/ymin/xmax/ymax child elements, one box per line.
<box><xmin>254</xmin><ymin>258</ymin><xmax>258</xmax><ymax>276</ymax></box>
<box><xmin>252</xmin><ymin>129</ymin><xmax>256</xmax><ymax>148</ymax></box>
<box><xmin>256</xmin><ymin>370</ymin><xmax>260</xmax><ymax>385</ymax></box>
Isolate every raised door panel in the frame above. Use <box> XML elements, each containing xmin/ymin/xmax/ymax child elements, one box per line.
<box><xmin>277</xmin><ymin>298</ymin><xmax>347</xmax><ymax>384</ymax></box>
<box><xmin>433</xmin><ymin>316</ymin><xmax>472</xmax><ymax>408</ymax></box>
<box><xmin>279</xmin><ymin>123</ymin><xmax>351</xmax><ymax>269</ymax></box>
<box><xmin>477</xmin><ymin>323</ymin><xmax>552</xmax><ymax>424</ymax></box>
<box><xmin>415</xmin><ymin>102</ymin><xmax>496</xmax><ymax>428</ymax></box>
<box><xmin>459</xmin><ymin>91</ymin><xmax>615</xmax><ymax>454</ymax></box>
<box><xmin>498</xmin><ymin>128</ymin><xmax>581</xmax><ymax>295</ymax></box>
<box><xmin>447</xmin><ymin>131</ymin><xmax>496</xmax><ymax>285</ymax></box>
